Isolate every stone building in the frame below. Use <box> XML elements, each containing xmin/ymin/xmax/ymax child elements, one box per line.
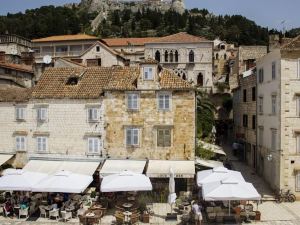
<box><xmin>256</xmin><ymin>35</ymin><xmax>300</xmax><ymax>198</ymax></box>
<box><xmin>232</xmin><ymin>68</ymin><xmax>257</xmax><ymax>168</ymax></box>
<box><xmin>145</xmin><ymin>32</ymin><xmax>213</xmax><ymax>89</ymax></box>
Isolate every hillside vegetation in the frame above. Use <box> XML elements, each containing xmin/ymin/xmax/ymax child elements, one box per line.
<box><xmin>0</xmin><ymin>5</ymin><xmax>297</xmax><ymax>45</ymax></box>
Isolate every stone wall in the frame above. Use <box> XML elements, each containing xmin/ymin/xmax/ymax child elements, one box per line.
<box><xmin>104</xmin><ymin>90</ymin><xmax>195</xmax><ymax>160</ymax></box>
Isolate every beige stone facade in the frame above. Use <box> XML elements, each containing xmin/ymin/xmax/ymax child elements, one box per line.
<box><xmin>233</xmin><ymin>70</ymin><xmax>257</xmax><ymax>168</ymax></box>
<box><xmin>257</xmin><ymin>36</ymin><xmax>300</xmax><ymax>198</ymax></box>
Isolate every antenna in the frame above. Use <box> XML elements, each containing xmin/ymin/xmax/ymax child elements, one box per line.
<box><xmin>43</xmin><ymin>55</ymin><xmax>52</xmax><ymax>64</ymax></box>
<box><xmin>281</xmin><ymin>20</ymin><xmax>286</xmax><ymax>38</ymax></box>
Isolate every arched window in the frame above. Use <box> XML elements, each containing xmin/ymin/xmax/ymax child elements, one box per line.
<box><xmin>197</xmin><ymin>73</ymin><xmax>204</xmax><ymax>86</ymax></box>
<box><xmin>170</xmin><ymin>51</ymin><xmax>174</xmax><ymax>63</ymax></box>
<box><xmin>216</xmin><ymin>53</ymin><xmax>219</xmax><ymax>60</ymax></box>
<box><xmin>155</xmin><ymin>50</ymin><xmax>161</xmax><ymax>62</ymax></box>
<box><xmin>175</xmin><ymin>50</ymin><xmax>179</xmax><ymax>62</ymax></box>
<box><xmin>164</xmin><ymin>50</ymin><xmax>168</xmax><ymax>62</ymax></box>
<box><xmin>224</xmin><ymin>53</ymin><xmax>227</xmax><ymax>60</ymax></box>
<box><xmin>182</xmin><ymin>74</ymin><xmax>187</xmax><ymax>80</ymax></box>
<box><xmin>189</xmin><ymin>50</ymin><xmax>194</xmax><ymax>63</ymax></box>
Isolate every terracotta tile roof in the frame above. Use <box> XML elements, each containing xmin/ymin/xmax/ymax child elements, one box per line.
<box><xmin>140</xmin><ymin>58</ymin><xmax>159</xmax><ymax>64</ymax></box>
<box><xmin>149</xmin><ymin>32</ymin><xmax>209</xmax><ymax>44</ymax></box>
<box><xmin>0</xmin><ymin>87</ymin><xmax>31</xmax><ymax>102</ymax></box>
<box><xmin>102</xmin><ymin>37</ymin><xmax>159</xmax><ymax>47</ymax></box>
<box><xmin>32</xmin><ymin>34</ymin><xmax>99</xmax><ymax>43</ymax></box>
<box><xmin>159</xmin><ymin>69</ymin><xmax>192</xmax><ymax>90</ymax></box>
<box><xmin>32</xmin><ymin>67</ymin><xmax>111</xmax><ymax>99</ymax></box>
<box><xmin>0</xmin><ymin>62</ymin><xmax>33</xmax><ymax>73</ymax></box>
<box><xmin>281</xmin><ymin>35</ymin><xmax>300</xmax><ymax>50</ymax></box>
<box><xmin>59</xmin><ymin>58</ymin><xmax>86</xmax><ymax>68</ymax></box>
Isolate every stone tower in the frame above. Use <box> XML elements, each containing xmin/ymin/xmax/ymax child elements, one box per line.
<box><xmin>171</xmin><ymin>0</ymin><xmax>185</xmax><ymax>14</ymax></box>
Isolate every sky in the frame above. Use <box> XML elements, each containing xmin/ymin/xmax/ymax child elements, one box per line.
<box><xmin>0</xmin><ymin>0</ymin><xmax>299</xmax><ymax>30</ymax></box>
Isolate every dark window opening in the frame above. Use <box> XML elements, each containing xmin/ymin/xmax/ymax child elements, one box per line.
<box><xmin>252</xmin><ymin>115</ymin><xmax>256</xmax><ymax>130</ymax></box>
<box><xmin>189</xmin><ymin>50</ymin><xmax>194</xmax><ymax>63</ymax></box>
<box><xmin>96</xmin><ymin>46</ymin><xmax>100</xmax><ymax>52</ymax></box>
<box><xmin>175</xmin><ymin>50</ymin><xmax>178</xmax><ymax>62</ymax></box>
<box><xmin>66</xmin><ymin>77</ymin><xmax>79</xmax><ymax>85</ymax></box>
<box><xmin>243</xmin><ymin>89</ymin><xmax>247</xmax><ymax>102</ymax></box>
<box><xmin>164</xmin><ymin>51</ymin><xmax>168</xmax><ymax>62</ymax></box>
<box><xmin>216</xmin><ymin>53</ymin><xmax>219</xmax><ymax>60</ymax></box>
<box><xmin>252</xmin><ymin>87</ymin><xmax>256</xmax><ymax>101</ymax></box>
<box><xmin>170</xmin><ymin>51</ymin><xmax>174</xmax><ymax>63</ymax></box>
<box><xmin>155</xmin><ymin>51</ymin><xmax>160</xmax><ymax>62</ymax></box>
<box><xmin>224</xmin><ymin>54</ymin><xmax>227</xmax><ymax>60</ymax></box>
<box><xmin>243</xmin><ymin>114</ymin><xmax>248</xmax><ymax>127</ymax></box>
<box><xmin>182</xmin><ymin>74</ymin><xmax>186</xmax><ymax>80</ymax></box>
<box><xmin>197</xmin><ymin>73</ymin><xmax>204</xmax><ymax>86</ymax></box>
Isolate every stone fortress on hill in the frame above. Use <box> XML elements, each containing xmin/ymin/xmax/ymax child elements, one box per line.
<box><xmin>80</xmin><ymin>0</ymin><xmax>185</xmax><ymax>30</ymax></box>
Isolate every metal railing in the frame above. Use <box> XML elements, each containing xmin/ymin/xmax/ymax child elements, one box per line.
<box><xmin>0</xmin><ymin>34</ymin><xmax>32</xmax><ymax>47</ymax></box>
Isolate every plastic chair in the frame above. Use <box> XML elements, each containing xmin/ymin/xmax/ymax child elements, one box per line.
<box><xmin>49</xmin><ymin>209</ymin><xmax>59</xmax><ymax>220</ymax></box>
<box><xmin>19</xmin><ymin>207</ymin><xmax>29</xmax><ymax>219</ymax></box>
<box><xmin>61</xmin><ymin>210</ymin><xmax>72</xmax><ymax>222</ymax></box>
<box><xmin>39</xmin><ymin>206</ymin><xmax>47</xmax><ymax>218</ymax></box>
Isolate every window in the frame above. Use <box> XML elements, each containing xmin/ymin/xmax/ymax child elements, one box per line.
<box><xmin>88</xmin><ymin>138</ymin><xmax>101</xmax><ymax>154</ymax></box>
<box><xmin>272</xmin><ymin>95</ymin><xmax>276</xmax><ymax>115</ymax></box>
<box><xmin>252</xmin><ymin>115</ymin><xmax>256</xmax><ymax>130</ymax></box>
<box><xmin>243</xmin><ymin>114</ymin><xmax>248</xmax><ymax>127</ymax></box>
<box><xmin>189</xmin><ymin>50</ymin><xmax>194</xmax><ymax>63</ymax></box>
<box><xmin>197</xmin><ymin>73</ymin><xmax>204</xmax><ymax>86</ymax></box>
<box><xmin>127</xmin><ymin>93</ymin><xmax>139</xmax><ymax>110</ymax></box>
<box><xmin>158</xmin><ymin>93</ymin><xmax>171</xmax><ymax>110</ymax></box>
<box><xmin>144</xmin><ymin>67</ymin><xmax>153</xmax><ymax>80</ymax></box>
<box><xmin>271</xmin><ymin>129</ymin><xmax>277</xmax><ymax>150</ymax></box>
<box><xmin>224</xmin><ymin>54</ymin><xmax>227</xmax><ymax>60</ymax></box>
<box><xmin>88</xmin><ymin>108</ymin><xmax>99</xmax><ymax>122</ymax></box>
<box><xmin>272</xmin><ymin>62</ymin><xmax>276</xmax><ymax>80</ymax></box>
<box><xmin>216</xmin><ymin>53</ymin><xmax>219</xmax><ymax>60</ymax></box>
<box><xmin>296</xmin><ymin>172</ymin><xmax>300</xmax><ymax>192</ymax></box>
<box><xmin>37</xmin><ymin>108</ymin><xmax>47</xmax><ymax>122</ymax></box>
<box><xmin>243</xmin><ymin>89</ymin><xmax>247</xmax><ymax>102</ymax></box>
<box><xmin>86</xmin><ymin>59</ymin><xmax>101</xmax><ymax>67</ymax></box>
<box><xmin>259</xmin><ymin>127</ymin><xmax>264</xmax><ymax>146</ymax></box>
<box><xmin>16</xmin><ymin>136</ymin><xmax>26</xmax><ymax>151</ymax></box>
<box><xmin>258</xmin><ymin>97</ymin><xmax>263</xmax><ymax>114</ymax></box>
<box><xmin>157</xmin><ymin>129</ymin><xmax>171</xmax><ymax>147</ymax></box>
<box><xmin>170</xmin><ymin>51</ymin><xmax>174</xmax><ymax>63</ymax></box>
<box><xmin>15</xmin><ymin>107</ymin><xmax>25</xmax><ymax>120</ymax></box>
<box><xmin>258</xmin><ymin>68</ymin><xmax>264</xmax><ymax>83</ymax></box>
<box><xmin>96</xmin><ymin>46</ymin><xmax>100</xmax><ymax>52</ymax></box>
<box><xmin>252</xmin><ymin>87</ymin><xmax>256</xmax><ymax>101</ymax></box>
<box><xmin>296</xmin><ymin>135</ymin><xmax>300</xmax><ymax>154</ymax></box>
<box><xmin>37</xmin><ymin>136</ymin><xmax>47</xmax><ymax>152</ymax></box>
<box><xmin>126</xmin><ymin>128</ymin><xmax>139</xmax><ymax>146</ymax></box>
<box><xmin>164</xmin><ymin>50</ymin><xmax>168</xmax><ymax>62</ymax></box>
<box><xmin>155</xmin><ymin>51</ymin><xmax>160</xmax><ymax>62</ymax></box>
<box><xmin>297</xmin><ymin>97</ymin><xmax>300</xmax><ymax>117</ymax></box>
<box><xmin>175</xmin><ymin>50</ymin><xmax>179</xmax><ymax>62</ymax></box>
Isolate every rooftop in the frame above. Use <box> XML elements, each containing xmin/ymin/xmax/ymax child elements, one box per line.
<box><xmin>32</xmin><ymin>34</ymin><xmax>99</xmax><ymax>43</ymax></box>
<box><xmin>0</xmin><ymin>87</ymin><xmax>31</xmax><ymax>102</ymax></box>
<box><xmin>149</xmin><ymin>32</ymin><xmax>209</xmax><ymax>44</ymax></box>
<box><xmin>0</xmin><ymin>62</ymin><xmax>33</xmax><ymax>73</ymax></box>
<box><xmin>102</xmin><ymin>37</ymin><xmax>159</xmax><ymax>47</ymax></box>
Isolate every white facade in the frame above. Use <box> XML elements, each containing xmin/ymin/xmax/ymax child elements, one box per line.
<box><xmin>145</xmin><ymin>42</ymin><xmax>213</xmax><ymax>88</ymax></box>
<box><xmin>257</xmin><ymin>48</ymin><xmax>300</xmax><ymax>197</ymax></box>
<box><xmin>0</xmin><ymin>99</ymin><xmax>105</xmax><ymax>167</ymax></box>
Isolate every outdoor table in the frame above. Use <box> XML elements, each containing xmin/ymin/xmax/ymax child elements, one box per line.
<box><xmin>122</xmin><ymin>203</ymin><xmax>133</xmax><ymax>209</ymax></box>
<box><xmin>90</xmin><ymin>204</ymin><xmax>102</xmax><ymax>210</ymax></box>
<box><xmin>83</xmin><ymin>211</ymin><xmax>102</xmax><ymax>225</ymax></box>
<box><xmin>123</xmin><ymin>211</ymin><xmax>132</xmax><ymax>223</ymax></box>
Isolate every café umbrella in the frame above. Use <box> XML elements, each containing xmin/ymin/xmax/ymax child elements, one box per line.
<box><xmin>168</xmin><ymin>168</ymin><xmax>177</xmax><ymax>213</ymax></box>
<box><xmin>101</xmin><ymin>170</ymin><xmax>152</xmax><ymax>192</ymax></box>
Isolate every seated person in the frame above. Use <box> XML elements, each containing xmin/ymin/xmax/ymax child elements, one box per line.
<box><xmin>4</xmin><ymin>200</ymin><xmax>14</xmax><ymax>216</ymax></box>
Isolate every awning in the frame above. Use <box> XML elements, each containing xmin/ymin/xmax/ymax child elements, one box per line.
<box><xmin>23</xmin><ymin>159</ymin><xmax>100</xmax><ymax>176</ymax></box>
<box><xmin>100</xmin><ymin>159</ymin><xmax>146</xmax><ymax>177</ymax></box>
<box><xmin>195</xmin><ymin>158</ymin><xmax>224</xmax><ymax>169</ymax></box>
<box><xmin>0</xmin><ymin>154</ymin><xmax>14</xmax><ymax>166</ymax></box>
<box><xmin>294</xmin><ymin>165</ymin><xmax>300</xmax><ymax>171</ymax></box>
<box><xmin>146</xmin><ymin>160</ymin><xmax>195</xmax><ymax>178</ymax></box>
<box><xmin>199</xmin><ymin>141</ymin><xmax>226</xmax><ymax>156</ymax></box>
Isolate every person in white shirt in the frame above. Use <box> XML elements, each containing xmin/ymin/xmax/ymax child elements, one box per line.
<box><xmin>192</xmin><ymin>201</ymin><xmax>203</xmax><ymax>225</ymax></box>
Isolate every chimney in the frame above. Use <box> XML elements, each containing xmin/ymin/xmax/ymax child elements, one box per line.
<box><xmin>21</xmin><ymin>52</ymin><xmax>34</xmax><ymax>65</ymax></box>
<box><xmin>0</xmin><ymin>51</ymin><xmax>5</xmax><ymax>63</ymax></box>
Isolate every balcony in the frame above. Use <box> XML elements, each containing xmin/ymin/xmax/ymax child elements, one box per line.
<box><xmin>35</xmin><ymin>51</ymin><xmax>83</xmax><ymax>58</ymax></box>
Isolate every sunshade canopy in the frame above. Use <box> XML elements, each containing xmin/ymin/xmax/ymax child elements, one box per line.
<box><xmin>197</xmin><ymin>167</ymin><xmax>244</xmax><ymax>187</ymax></box>
<box><xmin>100</xmin><ymin>159</ymin><xmax>146</xmax><ymax>177</ymax></box>
<box><xmin>32</xmin><ymin>170</ymin><xmax>93</xmax><ymax>193</ymax></box>
<box><xmin>195</xmin><ymin>158</ymin><xmax>224</xmax><ymax>169</ymax></box>
<box><xmin>101</xmin><ymin>171</ymin><xmax>152</xmax><ymax>192</ymax></box>
<box><xmin>0</xmin><ymin>169</ymin><xmax>48</xmax><ymax>191</ymax></box>
<box><xmin>202</xmin><ymin>177</ymin><xmax>261</xmax><ymax>201</ymax></box>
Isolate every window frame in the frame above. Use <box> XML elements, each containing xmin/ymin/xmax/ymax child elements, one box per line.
<box><xmin>157</xmin><ymin>128</ymin><xmax>172</xmax><ymax>147</ymax></box>
<box><xmin>271</xmin><ymin>95</ymin><xmax>277</xmax><ymax>115</ymax></box>
<box><xmin>271</xmin><ymin>129</ymin><xmax>277</xmax><ymax>151</ymax></box>
<box><xmin>143</xmin><ymin>67</ymin><xmax>154</xmax><ymax>80</ymax></box>
<box><xmin>258</xmin><ymin>68</ymin><xmax>264</xmax><ymax>83</ymax></box>
<box><xmin>37</xmin><ymin>107</ymin><xmax>48</xmax><ymax>122</ymax></box>
<box><xmin>15</xmin><ymin>136</ymin><xmax>26</xmax><ymax>151</ymax></box>
<box><xmin>259</xmin><ymin>126</ymin><xmax>264</xmax><ymax>146</ymax></box>
<box><xmin>243</xmin><ymin>89</ymin><xmax>247</xmax><ymax>102</ymax></box>
<box><xmin>297</xmin><ymin>97</ymin><xmax>300</xmax><ymax>117</ymax></box>
<box><xmin>272</xmin><ymin>61</ymin><xmax>276</xmax><ymax>80</ymax></box>
<box><xmin>243</xmin><ymin>114</ymin><xmax>248</xmax><ymax>128</ymax></box>
<box><xmin>258</xmin><ymin>96</ymin><xmax>263</xmax><ymax>114</ymax></box>
<box><xmin>157</xmin><ymin>92</ymin><xmax>171</xmax><ymax>111</ymax></box>
<box><xmin>125</xmin><ymin>128</ymin><xmax>140</xmax><ymax>147</ymax></box>
<box><xmin>87</xmin><ymin>137</ymin><xmax>101</xmax><ymax>154</ymax></box>
<box><xmin>126</xmin><ymin>92</ymin><xmax>139</xmax><ymax>111</ymax></box>
<box><xmin>252</xmin><ymin>87</ymin><xmax>256</xmax><ymax>101</ymax></box>
<box><xmin>252</xmin><ymin>115</ymin><xmax>256</xmax><ymax>130</ymax></box>
<box><xmin>87</xmin><ymin>107</ymin><xmax>99</xmax><ymax>122</ymax></box>
<box><xmin>36</xmin><ymin>136</ymin><xmax>48</xmax><ymax>152</ymax></box>
<box><xmin>15</xmin><ymin>107</ymin><xmax>26</xmax><ymax>121</ymax></box>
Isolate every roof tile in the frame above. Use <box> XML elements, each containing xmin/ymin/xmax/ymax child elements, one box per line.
<box><xmin>150</xmin><ymin>32</ymin><xmax>209</xmax><ymax>44</ymax></box>
<box><xmin>102</xmin><ymin>37</ymin><xmax>159</xmax><ymax>46</ymax></box>
<box><xmin>32</xmin><ymin>34</ymin><xmax>99</xmax><ymax>43</ymax></box>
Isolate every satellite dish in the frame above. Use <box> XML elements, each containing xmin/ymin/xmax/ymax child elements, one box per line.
<box><xmin>43</xmin><ymin>55</ymin><xmax>52</xmax><ymax>64</ymax></box>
